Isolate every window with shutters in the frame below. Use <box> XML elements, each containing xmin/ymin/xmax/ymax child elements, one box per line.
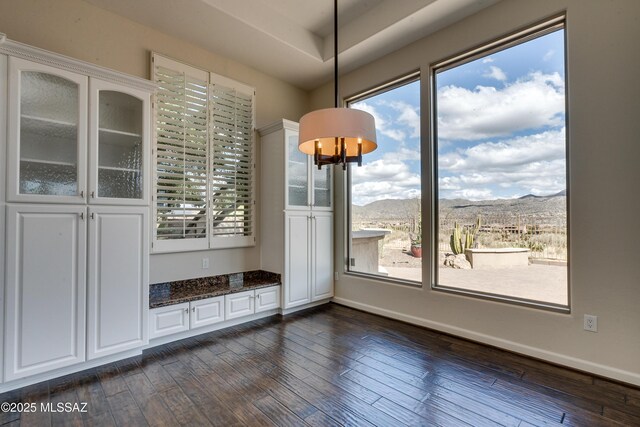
<box><xmin>152</xmin><ymin>54</ymin><xmax>255</xmax><ymax>252</ymax></box>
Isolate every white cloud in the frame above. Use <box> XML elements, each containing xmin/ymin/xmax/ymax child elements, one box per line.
<box><xmin>351</xmin><ymin>101</ymin><xmax>406</xmax><ymax>142</ymax></box>
<box><xmin>482</xmin><ymin>57</ymin><xmax>494</xmax><ymax>64</ymax></box>
<box><xmin>351</xmin><ymin>158</ymin><xmax>421</xmax><ymax>205</ymax></box>
<box><xmin>445</xmin><ymin>188</ymin><xmax>494</xmax><ymax>201</ymax></box>
<box><xmin>543</xmin><ymin>49</ymin><xmax>555</xmax><ymax>61</ymax></box>
<box><xmin>437</xmin><ymin>71</ymin><xmax>565</xmax><ymax>140</ymax></box>
<box><xmin>483</xmin><ymin>66</ymin><xmax>507</xmax><ymax>81</ymax></box>
<box><xmin>437</xmin><ymin>129</ymin><xmax>567</xmax><ymax>199</ymax></box>
<box><xmin>388</xmin><ymin>101</ymin><xmax>420</xmax><ymax>138</ymax></box>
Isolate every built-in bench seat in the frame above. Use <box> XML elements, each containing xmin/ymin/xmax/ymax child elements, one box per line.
<box><xmin>148</xmin><ymin>270</ymin><xmax>281</xmax><ymax>343</ymax></box>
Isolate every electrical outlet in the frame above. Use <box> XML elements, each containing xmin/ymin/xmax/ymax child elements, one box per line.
<box><xmin>584</xmin><ymin>314</ymin><xmax>598</xmax><ymax>332</ymax></box>
<box><xmin>202</xmin><ymin>258</ymin><xmax>209</xmax><ymax>269</ymax></box>
<box><xmin>334</xmin><ymin>272</ymin><xmax>339</xmax><ymax>281</ymax></box>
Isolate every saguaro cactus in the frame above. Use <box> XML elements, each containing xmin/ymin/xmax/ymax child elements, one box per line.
<box><xmin>450</xmin><ymin>217</ymin><xmax>481</xmax><ymax>255</ymax></box>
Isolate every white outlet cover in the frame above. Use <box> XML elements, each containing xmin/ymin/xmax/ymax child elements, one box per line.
<box><xmin>584</xmin><ymin>314</ymin><xmax>598</xmax><ymax>332</ymax></box>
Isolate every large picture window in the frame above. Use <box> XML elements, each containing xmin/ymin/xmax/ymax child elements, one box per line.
<box><xmin>152</xmin><ymin>54</ymin><xmax>255</xmax><ymax>252</ymax></box>
<box><xmin>347</xmin><ymin>76</ymin><xmax>422</xmax><ymax>283</ymax></box>
<box><xmin>433</xmin><ymin>20</ymin><xmax>569</xmax><ymax>308</ymax></box>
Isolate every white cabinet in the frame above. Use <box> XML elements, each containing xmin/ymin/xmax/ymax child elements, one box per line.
<box><xmin>259</xmin><ymin>120</ymin><xmax>334</xmax><ymax>312</ymax></box>
<box><xmin>285</xmin><ymin>212</ymin><xmax>334</xmax><ymax>309</ymax></box>
<box><xmin>283</xmin><ymin>122</ymin><xmax>332</xmax><ymax>211</ymax></box>
<box><xmin>149</xmin><ymin>303</ymin><xmax>190</xmax><ymax>339</ymax></box>
<box><xmin>89</xmin><ymin>78</ymin><xmax>150</xmax><ymax>205</ymax></box>
<box><xmin>190</xmin><ymin>296</ymin><xmax>225</xmax><ymax>329</ymax></box>
<box><xmin>0</xmin><ymin>53</ymin><xmax>8</xmax><ymax>384</ymax></box>
<box><xmin>1</xmin><ymin>37</ymin><xmax>155</xmax><ymax>385</ymax></box>
<box><xmin>285</xmin><ymin>213</ymin><xmax>312</xmax><ymax>307</ymax></box>
<box><xmin>256</xmin><ymin>286</ymin><xmax>281</xmax><ymax>313</ymax></box>
<box><xmin>225</xmin><ymin>290</ymin><xmax>255</xmax><ymax>320</ymax></box>
<box><xmin>87</xmin><ymin>206</ymin><xmax>148</xmax><ymax>360</ymax></box>
<box><xmin>7</xmin><ymin>57</ymin><xmax>88</xmax><ymax>204</ymax></box>
<box><xmin>312</xmin><ymin>213</ymin><xmax>334</xmax><ymax>301</ymax></box>
<box><xmin>6</xmin><ymin>58</ymin><xmax>150</xmax><ymax>206</ymax></box>
<box><xmin>5</xmin><ymin>205</ymin><xmax>87</xmax><ymax>381</ymax></box>
<box><xmin>150</xmin><ymin>287</ymin><xmax>280</xmax><ymax>339</ymax></box>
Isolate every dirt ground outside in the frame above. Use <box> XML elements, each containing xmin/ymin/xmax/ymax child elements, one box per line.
<box><xmin>378</xmin><ymin>246</ymin><xmax>568</xmax><ymax>306</ymax></box>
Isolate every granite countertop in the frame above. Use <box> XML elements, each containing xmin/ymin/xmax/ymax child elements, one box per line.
<box><xmin>150</xmin><ymin>270</ymin><xmax>281</xmax><ymax>309</ymax></box>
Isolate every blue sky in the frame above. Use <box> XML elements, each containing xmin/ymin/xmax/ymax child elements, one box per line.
<box><xmin>351</xmin><ymin>29</ymin><xmax>566</xmax><ymax>205</ymax></box>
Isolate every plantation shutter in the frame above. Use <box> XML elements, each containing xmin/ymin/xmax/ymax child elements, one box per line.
<box><xmin>153</xmin><ymin>55</ymin><xmax>209</xmax><ymax>252</ymax></box>
<box><xmin>209</xmin><ymin>74</ymin><xmax>255</xmax><ymax>248</ymax></box>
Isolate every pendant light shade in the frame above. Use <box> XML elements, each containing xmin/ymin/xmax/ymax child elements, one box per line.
<box><xmin>298</xmin><ymin>0</ymin><xmax>377</xmax><ymax>169</ymax></box>
<box><xmin>299</xmin><ymin>107</ymin><xmax>377</xmax><ymax>157</ymax></box>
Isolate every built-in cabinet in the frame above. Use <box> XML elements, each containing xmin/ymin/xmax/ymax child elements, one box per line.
<box><xmin>259</xmin><ymin>120</ymin><xmax>334</xmax><ymax>311</ymax></box>
<box><xmin>5</xmin><ymin>205</ymin><xmax>87</xmax><ymax>381</ymax></box>
<box><xmin>0</xmin><ymin>36</ymin><xmax>154</xmax><ymax>386</ymax></box>
<box><xmin>87</xmin><ymin>207</ymin><xmax>148</xmax><ymax>360</ymax></box>
<box><xmin>6</xmin><ymin>57</ymin><xmax>149</xmax><ymax>205</ymax></box>
<box><xmin>149</xmin><ymin>286</ymin><xmax>280</xmax><ymax>339</ymax></box>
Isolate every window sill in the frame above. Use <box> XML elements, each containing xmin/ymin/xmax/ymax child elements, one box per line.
<box><xmin>344</xmin><ymin>270</ymin><xmax>423</xmax><ymax>288</ymax></box>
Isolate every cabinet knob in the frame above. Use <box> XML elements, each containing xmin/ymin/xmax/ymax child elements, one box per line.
<box><xmin>91</xmin><ymin>191</ymin><xmax>95</xmax><ymax>198</ymax></box>
<box><xmin>184</xmin><ymin>308</ymin><xmax>189</xmax><ymax>313</ymax></box>
<box><xmin>79</xmin><ymin>212</ymin><xmax>84</xmax><ymax>220</ymax></box>
<box><xmin>192</xmin><ymin>307</ymin><xmax>195</xmax><ymax>312</ymax></box>
<box><xmin>80</xmin><ymin>190</ymin><xmax>84</xmax><ymax>198</ymax></box>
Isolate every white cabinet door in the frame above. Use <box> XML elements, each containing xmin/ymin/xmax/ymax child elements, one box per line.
<box><xmin>88</xmin><ymin>78</ymin><xmax>150</xmax><ymax>206</ymax></box>
<box><xmin>149</xmin><ymin>303</ymin><xmax>189</xmax><ymax>339</ymax></box>
<box><xmin>225</xmin><ymin>290</ymin><xmax>255</xmax><ymax>320</ymax></box>
<box><xmin>285</xmin><ymin>213</ymin><xmax>311</xmax><ymax>308</ymax></box>
<box><xmin>87</xmin><ymin>206</ymin><xmax>148</xmax><ymax>360</ymax></box>
<box><xmin>7</xmin><ymin>57</ymin><xmax>88</xmax><ymax>204</ymax></box>
<box><xmin>312</xmin><ymin>213</ymin><xmax>334</xmax><ymax>301</ymax></box>
<box><xmin>255</xmin><ymin>286</ymin><xmax>281</xmax><ymax>313</ymax></box>
<box><xmin>190</xmin><ymin>296</ymin><xmax>225</xmax><ymax>329</ymax></box>
<box><xmin>5</xmin><ymin>205</ymin><xmax>87</xmax><ymax>381</ymax></box>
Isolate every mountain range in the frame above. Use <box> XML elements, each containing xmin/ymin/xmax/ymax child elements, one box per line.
<box><xmin>352</xmin><ymin>190</ymin><xmax>567</xmax><ymax>225</ymax></box>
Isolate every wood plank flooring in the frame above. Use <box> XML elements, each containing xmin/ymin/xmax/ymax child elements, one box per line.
<box><xmin>1</xmin><ymin>303</ymin><xmax>639</xmax><ymax>426</ymax></box>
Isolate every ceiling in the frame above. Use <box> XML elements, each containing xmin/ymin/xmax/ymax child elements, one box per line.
<box><xmin>84</xmin><ymin>0</ymin><xmax>500</xmax><ymax>90</ymax></box>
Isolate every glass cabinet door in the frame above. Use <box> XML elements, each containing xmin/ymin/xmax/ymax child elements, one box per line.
<box><xmin>89</xmin><ymin>79</ymin><xmax>149</xmax><ymax>204</ymax></box>
<box><xmin>286</xmin><ymin>132</ymin><xmax>309</xmax><ymax>208</ymax></box>
<box><xmin>7</xmin><ymin>57</ymin><xmax>88</xmax><ymax>202</ymax></box>
<box><xmin>312</xmin><ymin>165</ymin><xmax>332</xmax><ymax>209</ymax></box>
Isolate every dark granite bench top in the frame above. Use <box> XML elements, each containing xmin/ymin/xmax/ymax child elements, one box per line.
<box><xmin>150</xmin><ymin>270</ymin><xmax>281</xmax><ymax>309</ymax></box>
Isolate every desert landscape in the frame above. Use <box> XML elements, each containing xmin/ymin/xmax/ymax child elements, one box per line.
<box><xmin>351</xmin><ymin>192</ymin><xmax>568</xmax><ymax>305</ymax></box>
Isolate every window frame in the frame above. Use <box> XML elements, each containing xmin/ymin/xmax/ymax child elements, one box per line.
<box><xmin>430</xmin><ymin>16</ymin><xmax>571</xmax><ymax>312</ymax></box>
<box><xmin>344</xmin><ymin>72</ymin><xmax>423</xmax><ymax>287</ymax></box>
<box><xmin>151</xmin><ymin>53</ymin><xmax>256</xmax><ymax>253</ymax></box>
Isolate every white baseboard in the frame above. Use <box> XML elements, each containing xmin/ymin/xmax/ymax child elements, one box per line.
<box><xmin>332</xmin><ymin>297</ymin><xmax>640</xmax><ymax>387</ymax></box>
<box><xmin>0</xmin><ymin>349</ymin><xmax>142</xmax><ymax>393</ymax></box>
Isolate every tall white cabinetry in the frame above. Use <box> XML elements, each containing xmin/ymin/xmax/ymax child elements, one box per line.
<box><xmin>259</xmin><ymin>120</ymin><xmax>333</xmax><ymax>311</ymax></box>
<box><xmin>0</xmin><ymin>36</ymin><xmax>154</xmax><ymax>385</ymax></box>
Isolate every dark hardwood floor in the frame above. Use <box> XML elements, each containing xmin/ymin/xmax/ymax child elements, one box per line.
<box><xmin>1</xmin><ymin>303</ymin><xmax>639</xmax><ymax>426</ymax></box>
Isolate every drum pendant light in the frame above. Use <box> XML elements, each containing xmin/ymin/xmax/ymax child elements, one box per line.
<box><xmin>298</xmin><ymin>0</ymin><xmax>377</xmax><ymax>170</ymax></box>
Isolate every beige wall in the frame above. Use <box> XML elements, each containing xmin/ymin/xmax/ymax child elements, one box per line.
<box><xmin>311</xmin><ymin>0</ymin><xmax>640</xmax><ymax>385</ymax></box>
<box><xmin>0</xmin><ymin>0</ymin><xmax>310</xmax><ymax>283</ymax></box>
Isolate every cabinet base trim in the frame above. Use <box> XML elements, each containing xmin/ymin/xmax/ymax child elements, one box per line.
<box><xmin>0</xmin><ymin>349</ymin><xmax>142</xmax><ymax>394</ymax></box>
<box><xmin>280</xmin><ymin>299</ymin><xmax>331</xmax><ymax>316</ymax></box>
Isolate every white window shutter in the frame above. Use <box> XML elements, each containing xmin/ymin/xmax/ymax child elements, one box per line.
<box><xmin>153</xmin><ymin>56</ymin><xmax>209</xmax><ymax>252</ymax></box>
<box><xmin>209</xmin><ymin>75</ymin><xmax>255</xmax><ymax>249</ymax></box>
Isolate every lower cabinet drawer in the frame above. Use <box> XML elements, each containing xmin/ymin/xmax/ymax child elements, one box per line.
<box><xmin>149</xmin><ymin>303</ymin><xmax>189</xmax><ymax>339</ymax></box>
<box><xmin>190</xmin><ymin>296</ymin><xmax>224</xmax><ymax>329</ymax></box>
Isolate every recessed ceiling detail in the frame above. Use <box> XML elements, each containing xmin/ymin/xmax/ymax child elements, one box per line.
<box><xmin>84</xmin><ymin>0</ymin><xmax>499</xmax><ymax>89</ymax></box>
